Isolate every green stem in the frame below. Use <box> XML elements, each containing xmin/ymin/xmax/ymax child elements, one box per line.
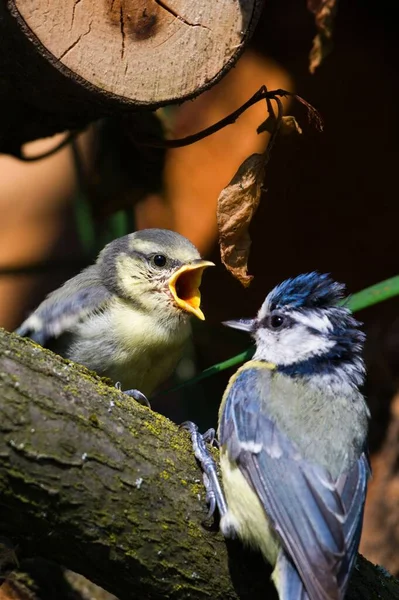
<box><xmin>154</xmin><ymin>348</ymin><xmax>255</xmax><ymax>397</ymax></box>
<box><xmin>345</xmin><ymin>276</ymin><xmax>399</xmax><ymax>312</ymax></box>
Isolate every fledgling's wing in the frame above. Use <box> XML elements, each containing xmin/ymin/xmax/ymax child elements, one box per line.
<box><xmin>15</xmin><ymin>265</ymin><xmax>112</xmax><ymax>346</ymax></box>
<box><xmin>219</xmin><ymin>369</ymin><xmax>369</xmax><ymax>600</ymax></box>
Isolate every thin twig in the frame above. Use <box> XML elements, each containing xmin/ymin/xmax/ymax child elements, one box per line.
<box><xmin>139</xmin><ymin>87</ymin><xmax>291</xmax><ymax>148</ymax></box>
<box><xmin>17</xmin><ymin>132</ymin><xmax>79</xmax><ymax>162</ymax></box>
<box><xmin>262</xmin><ymin>94</ymin><xmax>284</xmax><ymax>163</ymax></box>
<box><xmin>139</xmin><ymin>87</ymin><xmax>322</xmax><ymax>149</ymax></box>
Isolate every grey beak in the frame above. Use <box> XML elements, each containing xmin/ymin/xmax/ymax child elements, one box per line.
<box><xmin>222</xmin><ymin>318</ymin><xmax>255</xmax><ymax>332</ymax></box>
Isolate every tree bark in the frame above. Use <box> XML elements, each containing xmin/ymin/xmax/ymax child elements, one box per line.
<box><xmin>0</xmin><ymin>0</ymin><xmax>264</xmax><ymax>154</ymax></box>
<box><xmin>0</xmin><ymin>328</ymin><xmax>398</xmax><ymax>599</ymax></box>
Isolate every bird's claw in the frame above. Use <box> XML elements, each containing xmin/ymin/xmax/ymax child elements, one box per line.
<box><xmin>181</xmin><ymin>421</ymin><xmax>227</xmax><ymax>519</ymax></box>
<box><xmin>202</xmin><ymin>427</ymin><xmax>220</xmax><ymax>449</ymax></box>
<box><xmin>115</xmin><ymin>382</ymin><xmax>151</xmax><ymax>408</ymax></box>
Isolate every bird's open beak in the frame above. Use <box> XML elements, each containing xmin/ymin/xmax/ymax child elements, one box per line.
<box><xmin>223</xmin><ymin>318</ymin><xmax>255</xmax><ymax>332</ymax></box>
<box><xmin>169</xmin><ymin>260</ymin><xmax>214</xmax><ymax>320</ymax></box>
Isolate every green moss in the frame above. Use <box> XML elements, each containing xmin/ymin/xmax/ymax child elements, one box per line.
<box><xmin>124</xmin><ymin>547</ymin><xmax>140</xmax><ymax>560</ymax></box>
<box><xmin>9</xmin><ymin>374</ymin><xmax>19</xmax><ymax>381</ymax></box>
<box><xmin>180</xmin><ymin>479</ymin><xmax>188</xmax><ymax>486</ymax></box>
<box><xmin>189</xmin><ymin>482</ymin><xmax>203</xmax><ymax>497</ymax></box>
<box><xmin>164</xmin><ymin>458</ymin><xmax>176</xmax><ymax>470</ymax></box>
<box><xmin>63</xmin><ymin>384</ymin><xmax>80</xmax><ymax>396</ymax></box>
<box><xmin>143</xmin><ymin>421</ymin><xmax>162</xmax><ymax>436</ymax></box>
<box><xmin>169</xmin><ymin>437</ymin><xmax>187</xmax><ymax>452</ymax></box>
<box><xmin>89</xmin><ymin>413</ymin><xmax>99</xmax><ymax>427</ymax></box>
<box><xmin>159</xmin><ymin>470</ymin><xmax>170</xmax><ymax>480</ymax></box>
<box><xmin>186</xmin><ymin>520</ymin><xmax>203</xmax><ymax>539</ymax></box>
<box><xmin>126</xmin><ymin>427</ymin><xmax>139</xmax><ymax>437</ymax></box>
<box><xmin>109</xmin><ymin>533</ymin><xmax>118</xmax><ymax>544</ymax></box>
<box><xmin>120</xmin><ymin>506</ymin><xmax>143</xmax><ymax>527</ymax></box>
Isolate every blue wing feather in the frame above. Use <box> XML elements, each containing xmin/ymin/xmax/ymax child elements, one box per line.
<box><xmin>219</xmin><ymin>370</ymin><xmax>369</xmax><ymax>600</ymax></box>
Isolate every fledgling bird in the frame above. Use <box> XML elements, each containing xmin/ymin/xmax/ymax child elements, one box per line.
<box><xmin>185</xmin><ymin>272</ymin><xmax>370</xmax><ymax>600</ymax></box>
<box><xmin>16</xmin><ymin>229</ymin><xmax>213</xmax><ymax>398</ymax></box>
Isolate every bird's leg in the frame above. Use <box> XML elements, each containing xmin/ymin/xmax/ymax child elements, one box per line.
<box><xmin>115</xmin><ymin>382</ymin><xmax>151</xmax><ymax>408</ymax></box>
<box><xmin>181</xmin><ymin>421</ymin><xmax>228</xmax><ymax>520</ymax></box>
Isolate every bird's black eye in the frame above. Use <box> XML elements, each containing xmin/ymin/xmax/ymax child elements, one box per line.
<box><xmin>268</xmin><ymin>313</ymin><xmax>286</xmax><ymax>330</ymax></box>
<box><xmin>153</xmin><ymin>254</ymin><xmax>167</xmax><ymax>267</ymax></box>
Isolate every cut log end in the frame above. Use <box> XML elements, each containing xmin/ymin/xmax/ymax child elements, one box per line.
<box><xmin>11</xmin><ymin>0</ymin><xmax>263</xmax><ymax>105</ymax></box>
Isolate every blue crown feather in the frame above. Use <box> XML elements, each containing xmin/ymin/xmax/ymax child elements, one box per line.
<box><xmin>268</xmin><ymin>272</ymin><xmax>345</xmax><ymax>311</ymax></box>
<box><xmin>268</xmin><ymin>273</ymin><xmax>366</xmax><ymax>386</ymax></box>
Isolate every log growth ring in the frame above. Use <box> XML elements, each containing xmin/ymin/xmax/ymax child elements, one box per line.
<box><xmin>11</xmin><ymin>0</ymin><xmax>261</xmax><ymax>105</ymax></box>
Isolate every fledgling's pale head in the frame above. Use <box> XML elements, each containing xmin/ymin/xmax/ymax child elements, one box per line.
<box><xmin>225</xmin><ymin>273</ymin><xmax>365</xmax><ymax>388</ymax></box>
<box><xmin>98</xmin><ymin>229</ymin><xmax>213</xmax><ymax>322</ymax></box>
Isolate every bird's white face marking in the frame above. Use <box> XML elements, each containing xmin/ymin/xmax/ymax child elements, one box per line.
<box><xmin>251</xmin><ymin>282</ymin><xmax>366</xmax><ymax>390</ymax></box>
<box><xmin>253</xmin><ymin>290</ymin><xmax>339</xmax><ymax>365</ymax></box>
<box><xmin>290</xmin><ymin>311</ymin><xmax>332</xmax><ymax>333</ymax></box>
<box><xmin>253</xmin><ymin>319</ymin><xmax>336</xmax><ymax>366</ymax></box>
<box><xmin>258</xmin><ymin>297</ymin><xmax>332</xmax><ymax>332</ymax></box>
<box><xmin>253</xmin><ymin>302</ymin><xmax>337</xmax><ymax>366</ymax></box>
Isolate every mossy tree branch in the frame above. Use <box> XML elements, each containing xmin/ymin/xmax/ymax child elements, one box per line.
<box><xmin>0</xmin><ymin>328</ymin><xmax>398</xmax><ymax>599</ymax></box>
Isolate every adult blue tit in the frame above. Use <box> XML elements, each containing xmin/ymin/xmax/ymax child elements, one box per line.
<box><xmin>185</xmin><ymin>272</ymin><xmax>370</xmax><ymax>600</ymax></box>
<box><xmin>16</xmin><ymin>229</ymin><xmax>213</xmax><ymax>398</ymax></box>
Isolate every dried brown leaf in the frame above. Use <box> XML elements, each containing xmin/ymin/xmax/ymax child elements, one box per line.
<box><xmin>258</xmin><ymin>115</ymin><xmax>303</xmax><ymax>137</ymax></box>
<box><xmin>217</xmin><ymin>154</ymin><xmax>265</xmax><ymax>287</ymax></box>
<box><xmin>280</xmin><ymin>115</ymin><xmax>303</xmax><ymax>136</ymax></box>
<box><xmin>307</xmin><ymin>0</ymin><xmax>338</xmax><ymax>74</ymax></box>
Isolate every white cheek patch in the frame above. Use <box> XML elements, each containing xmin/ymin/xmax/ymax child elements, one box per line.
<box><xmin>254</xmin><ymin>324</ymin><xmax>335</xmax><ymax>365</ymax></box>
<box><xmin>257</xmin><ymin>298</ymin><xmax>271</xmax><ymax>322</ymax></box>
<box><xmin>290</xmin><ymin>311</ymin><xmax>333</xmax><ymax>333</ymax></box>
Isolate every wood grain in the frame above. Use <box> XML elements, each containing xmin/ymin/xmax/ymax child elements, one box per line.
<box><xmin>12</xmin><ymin>0</ymin><xmax>262</xmax><ymax>104</ymax></box>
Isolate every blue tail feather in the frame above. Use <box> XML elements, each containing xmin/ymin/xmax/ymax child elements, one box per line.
<box><xmin>273</xmin><ymin>551</ymin><xmax>309</xmax><ymax>600</ymax></box>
